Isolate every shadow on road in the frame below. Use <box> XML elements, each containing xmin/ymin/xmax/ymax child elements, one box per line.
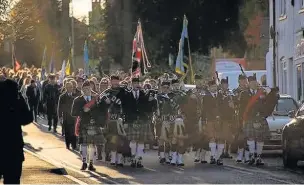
<box><xmin>24</xmin><ymin>142</ymin><xmax>43</xmax><ymax>152</ymax></box>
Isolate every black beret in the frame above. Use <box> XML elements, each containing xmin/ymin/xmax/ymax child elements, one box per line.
<box><xmin>171</xmin><ymin>79</ymin><xmax>179</xmax><ymax>84</ymax></box>
<box><xmin>161</xmin><ymin>81</ymin><xmax>171</xmax><ymax>86</ymax></box>
<box><xmin>110</xmin><ymin>75</ymin><xmax>120</xmax><ymax>80</ymax></box>
<box><xmin>208</xmin><ymin>79</ymin><xmax>216</xmax><ymax>86</ymax></box>
<box><xmin>238</xmin><ymin>74</ymin><xmax>247</xmax><ymax>80</ymax></box>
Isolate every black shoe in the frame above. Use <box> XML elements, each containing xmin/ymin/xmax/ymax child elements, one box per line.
<box><xmin>131</xmin><ymin>162</ymin><xmax>136</xmax><ymax>168</ymax></box>
<box><xmin>159</xmin><ymin>158</ymin><xmax>166</xmax><ymax>164</ymax></box>
<box><xmin>236</xmin><ymin>159</ymin><xmax>242</xmax><ymax>163</ymax></box>
<box><xmin>177</xmin><ymin>163</ymin><xmax>184</xmax><ymax>166</ymax></box>
<box><xmin>194</xmin><ymin>159</ymin><xmax>200</xmax><ymax>163</ymax></box>
<box><xmin>81</xmin><ymin>163</ymin><xmax>87</xmax><ymax>170</ymax></box>
<box><xmin>217</xmin><ymin>159</ymin><xmax>223</xmax><ymax>166</ymax></box>
<box><xmin>170</xmin><ymin>162</ymin><xmax>176</xmax><ymax>166</ymax></box>
<box><xmin>166</xmin><ymin>161</ymin><xmax>170</xmax><ymax>165</ymax></box>
<box><xmin>110</xmin><ymin>163</ymin><xmax>116</xmax><ymax>166</ymax></box>
<box><xmin>53</xmin><ymin>129</ymin><xmax>57</xmax><ymax>133</ymax></box>
<box><xmin>248</xmin><ymin>157</ymin><xmax>255</xmax><ymax>165</ymax></box>
<box><xmin>88</xmin><ymin>164</ymin><xmax>96</xmax><ymax>171</ymax></box>
<box><xmin>256</xmin><ymin>156</ymin><xmax>264</xmax><ymax>166</ymax></box>
<box><xmin>201</xmin><ymin>160</ymin><xmax>207</xmax><ymax>164</ymax></box>
<box><xmin>48</xmin><ymin>126</ymin><xmax>51</xmax><ymax>131</ymax></box>
<box><xmin>136</xmin><ymin>161</ymin><xmax>143</xmax><ymax>168</ymax></box>
<box><xmin>210</xmin><ymin>157</ymin><xmax>216</xmax><ymax>164</ymax></box>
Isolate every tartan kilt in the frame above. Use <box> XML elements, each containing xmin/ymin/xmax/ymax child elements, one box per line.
<box><xmin>79</xmin><ymin>126</ymin><xmax>105</xmax><ymax>145</ymax></box>
<box><xmin>243</xmin><ymin>118</ymin><xmax>270</xmax><ymax>140</ymax></box>
<box><xmin>125</xmin><ymin>120</ymin><xmax>153</xmax><ymax>142</ymax></box>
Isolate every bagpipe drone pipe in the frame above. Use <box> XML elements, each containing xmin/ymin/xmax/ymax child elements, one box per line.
<box><xmin>261</xmin><ymin>87</ymin><xmax>280</xmax><ymax>118</ymax></box>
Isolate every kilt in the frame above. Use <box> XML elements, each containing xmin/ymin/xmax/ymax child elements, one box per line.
<box><xmin>79</xmin><ymin>125</ymin><xmax>105</xmax><ymax>145</ymax></box>
<box><xmin>204</xmin><ymin>119</ymin><xmax>220</xmax><ymax>140</ymax></box>
<box><xmin>217</xmin><ymin>121</ymin><xmax>234</xmax><ymax>143</ymax></box>
<box><xmin>243</xmin><ymin>118</ymin><xmax>270</xmax><ymax>141</ymax></box>
<box><xmin>125</xmin><ymin>120</ymin><xmax>153</xmax><ymax>142</ymax></box>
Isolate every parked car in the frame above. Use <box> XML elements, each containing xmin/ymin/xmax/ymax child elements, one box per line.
<box><xmin>282</xmin><ymin>103</ymin><xmax>304</xmax><ymax>168</ymax></box>
<box><xmin>265</xmin><ymin>94</ymin><xmax>299</xmax><ymax>150</ymax></box>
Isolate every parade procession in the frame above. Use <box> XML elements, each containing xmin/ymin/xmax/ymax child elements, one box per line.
<box><xmin>3</xmin><ymin>0</ymin><xmax>304</xmax><ymax>184</ymax></box>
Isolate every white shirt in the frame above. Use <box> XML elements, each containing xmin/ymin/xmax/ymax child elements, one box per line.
<box><xmin>84</xmin><ymin>96</ymin><xmax>91</xmax><ymax>102</ymax></box>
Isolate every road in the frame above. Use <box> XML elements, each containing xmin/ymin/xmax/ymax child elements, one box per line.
<box><xmin>22</xmin><ymin>119</ymin><xmax>304</xmax><ymax>184</ymax></box>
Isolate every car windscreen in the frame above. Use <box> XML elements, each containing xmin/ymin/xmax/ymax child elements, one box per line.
<box><xmin>275</xmin><ymin>98</ymin><xmax>298</xmax><ymax>115</ymax></box>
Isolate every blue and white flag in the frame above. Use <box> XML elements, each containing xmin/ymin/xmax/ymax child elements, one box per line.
<box><xmin>175</xmin><ymin>15</ymin><xmax>189</xmax><ymax>75</ymax></box>
<box><xmin>83</xmin><ymin>40</ymin><xmax>89</xmax><ymax>76</ymax></box>
<box><xmin>59</xmin><ymin>60</ymin><xmax>66</xmax><ymax>84</ymax></box>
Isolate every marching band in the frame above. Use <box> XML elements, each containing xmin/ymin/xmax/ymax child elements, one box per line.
<box><xmin>56</xmin><ymin>71</ymin><xmax>280</xmax><ymax>170</ymax></box>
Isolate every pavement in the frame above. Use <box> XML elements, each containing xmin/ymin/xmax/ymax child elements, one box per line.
<box><xmin>21</xmin><ymin>118</ymin><xmax>304</xmax><ymax>184</ymax></box>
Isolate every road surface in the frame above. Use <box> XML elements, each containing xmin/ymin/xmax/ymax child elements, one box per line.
<box><xmin>22</xmin><ymin>119</ymin><xmax>304</xmax><ymax>184</ymax></box>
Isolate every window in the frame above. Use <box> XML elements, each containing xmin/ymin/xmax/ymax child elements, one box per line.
<box><xmin>297</xmin><ymin>65</ymin><xmax>302</xmax><ymax>101</ymax></box>
<box><xmin>280</xmin><ymin>0</ymin><xmax>286</xmax><ymax>15</ymax></box>
<box><xmin>276</xmin><ymin>98</ymin><xmax>298</xmax><ymax>114</ymax></box>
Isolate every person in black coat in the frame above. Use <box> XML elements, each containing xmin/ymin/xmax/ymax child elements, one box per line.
<box><xmin>0</xmin><ymin>79</ymin><xmax>33</xmax><ymax>184</ymax></box>
<box><xmin>43</xmin><ymin>74</ymin><xmax>60</xmax><ymax>132</ymax></box>
<box><xmin>58</xmin><ymin>81</ymin><xmax>77</xmax><ymax>149</ymax></box>
<box><xmin>26</xmin><ymin>79</ymin><xmax>40</xmax><ymax>122</ymax></box>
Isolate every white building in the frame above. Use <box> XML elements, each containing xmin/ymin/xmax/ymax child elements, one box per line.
<box><xmin>270</xmin><ymin>0</ymin><xmax>304</xmax><ymax>101</ymax></box>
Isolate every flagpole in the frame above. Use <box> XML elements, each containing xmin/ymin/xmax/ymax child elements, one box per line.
<box><xmin>185</xmin><ymin>15</ymin><xmax>194</xmax><ymax>84</ymax></box>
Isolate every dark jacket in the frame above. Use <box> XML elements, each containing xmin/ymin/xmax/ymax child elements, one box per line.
<box><xmin>26</xmin><ymin>85</ymin><xmax>40</xmax><ymax>105</ymax></box>
<box><xmin>0</xmin><ymin>79</ymin><xmax>33</xmax><ymax>162</ymax></box>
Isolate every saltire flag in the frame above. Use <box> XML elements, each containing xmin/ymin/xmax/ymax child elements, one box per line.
<box><xmin>131</xmin><ymin>19</ymin><xmax>151</xmax><ymax>77</ymax></box>
<box><xmin>41</xmin><ymin>46</ymin><xmax>47</xmax><ymax>80</ymax></box>
<box><xmin>83</xmin><ymin>40</ymin><xmax>89</xmax><ymax>76</ymax></box>
<box><xmin>59</xmin><ymin>60</ymin><xmax>66</xmax><ymax>84</ymax></box>
<box><xmin>12</xmin><ymin>44</ymin><xmax>21</xmax><ymax>72</ymax></box>
<box><xmin>175</xmin><ymin>15</ymin><xmax>194</xmax><ymax>84</ymax></box>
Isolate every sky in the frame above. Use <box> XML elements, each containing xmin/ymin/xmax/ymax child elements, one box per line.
<box><xmin>72</xmin><ymin>0</ymin><xmax>92</xmax><ymax>19</ymax></box>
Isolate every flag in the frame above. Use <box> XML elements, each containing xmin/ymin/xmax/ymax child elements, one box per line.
<box><xmin>12</xmin><ymin>44</ymin><xmax>21</xmax><ymax>72</ymax></box>
<box><xmin>59</xmin><ymin>60</ymin><xmax>66</xmax><ymax>84</ymax></box>
<box><xmin>131</xmin><ymin>20</ymin><xmax>151</xmax><ymax>77</ymax></box>
<box><xmin>65</xmin><ymin>60</ymin><xmax>71</xmax><ymax>75</ymax></box>
<box><xmin>83</xmin><ymin>40</ymin><xmax>89</xmax><ymax>76</ymax></box>
<box><xmin>175</xmin><ymin>15</ymin><xmax>194</xmax><ymax>83</ymax></box>
<box><xmin>41</xmin><ymin>46</ymin><xmax>47</xmax><ymax>80</ymax></box>
<box><xmin>49</xmin><ymin>49</ymin><xmax>54</xmax><ymax>73</ymax></box>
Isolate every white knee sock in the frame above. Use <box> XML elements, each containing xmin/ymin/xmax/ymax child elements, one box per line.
<box><xmin>237</xmin><ymin>148</ymin><xmax>244</xmax><ymax>161</ymax></box>
<box><xmin>110</xmin><ymin>151</ymin><xmax>117</xmax><ymax>164</ymax></box>
<box><xmin>256</xmin><ymin>142</ymin><xmax>264</xmax><ymax>155</ymax></box>
<box><xmin>160</xmin><ymin>152</ymin><xmax>165</xmax><ymax>159</ymax></box>
<box><xmin>195</xmin><ymin>150</ymin><xmax>200</xmax><ymax>160</ymax></box>
<box><xmin>247</xmin><ymin>140</ymin><xmax>255</xmax><ymax>155</ymax></box>
<box><xmin>209</xmin><ymin>142</ymin><xmax>217</xmax><ymax>158</ymax></box>
<box><xmin>171</xmin><ymin>152</ymin><xmax>177</xmax><ymax>164</ymax></box>
<box><xmin>177</xmin><ymin>153</ymin><xmax>183</xmax><ymax>164</ymax></box>
<box><xmin>88</xmin><ymin>145</ymin><xmax>96</xmax><ymax>163</ymax></box>
<box><xmin>129</xmin><ymin>141</ymin><xmax>137</xmax><ymax>156</ymax></box>
<box><xmin>136</xmin><ymin>143</ymin><xmax>145</xmax><ymax>160</ymax></box>
<box><xmin>116</xmin><ymin>153</ymin><xmax>123</xmax><ymax>164</ymax></box>
<box><xmin>216</xmin><ymin>144</ymin><xmax>225</xmax><ymax>160</ymax></box>
<box><xmin>200</xmin><ymin>149</ymin><xmax>206</xmax><ymax>161</ymax></box>
<box><xmin>81</xmin><ymin>145</ymin><xmax>88</xmax><ymax>163</ymax></box>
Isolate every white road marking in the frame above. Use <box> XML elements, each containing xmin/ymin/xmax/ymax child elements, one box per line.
<box><xmin>266</xmin><ymin>176</ymin><xmax>293</xmax><ymax>184</ymax></box>
<box><xmin>64</xmin><ymin>175</ymin><xmax>88</xmax><ymax>185</ymax></box>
